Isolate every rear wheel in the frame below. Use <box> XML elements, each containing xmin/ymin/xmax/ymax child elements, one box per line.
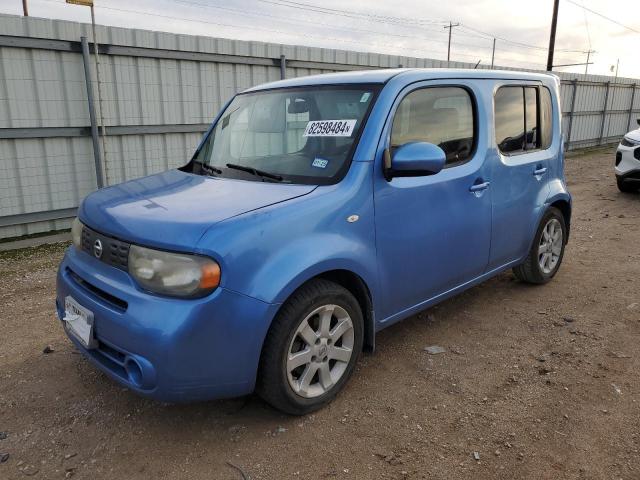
<box><xmin>513</xmin><ymin>207</ymin><xmax>566</xmax><ymax>284</ymax></box>
<box><xmin>617</xmin><ymin>177</ymin><xmax>638</xmax><ymax>193</ymax></box>
<box><xmin>257</xmin><ymin>279</ymin><xmax>363</xmax><ymax>415</ymax></box>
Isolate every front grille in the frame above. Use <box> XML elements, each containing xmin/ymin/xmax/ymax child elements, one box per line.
<box><xmin>81</xmin><ymin>226</ymin><xmax>130</xmax><ymax>271</ymax></box>
<box><xmin>67</xmin><ymin>268</ymin><xmax>128</xmax><ymax>311</ymax></box>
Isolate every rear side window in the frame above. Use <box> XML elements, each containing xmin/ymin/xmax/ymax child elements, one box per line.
<box><xmin>495</xmin><ymin>85</ymin><xmax>553</xmax><ymax>154</ymax></box>
<box><xmin>540</xmin><ymin>87</ymin><xmax>553</xmax><ymax>149</ymax></box>
<box><xmin>391</xmin><ymin>87</ymin><xmax>475</xmax><ymax>166</ymax></box>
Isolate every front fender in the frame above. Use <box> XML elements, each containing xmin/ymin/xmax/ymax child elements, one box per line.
<box><xmin>254</xmin><ymin>235</ymin><xmax>377</xmax><ymax>304</ymax></box>
<box><xmin>196</xmin><ymin>161</ymin><xmax>378</xmax><ymax>305</ymax></box>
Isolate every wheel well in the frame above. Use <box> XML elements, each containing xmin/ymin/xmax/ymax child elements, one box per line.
<box><xmin>316</xmin><ymin>270</ymin><xmax>375</xmax><ymax>353</ymax></box>
<box><xmin>550</xmin><ymin>200</ymin><xmax>571</xmax><ymax>241</ymax></box>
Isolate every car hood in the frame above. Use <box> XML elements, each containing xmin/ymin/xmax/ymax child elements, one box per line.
<box><xmin>79</xmin><ymin>170</ymin><xmax>316</xmax><ymax>251</ymax></box>
<box><xmin>625</xmin><ymin>128</ymin><xmax>640</xmax><ymax>142</ymax></box>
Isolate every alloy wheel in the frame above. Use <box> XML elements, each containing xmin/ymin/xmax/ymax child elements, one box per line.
<box><xmin>286</xmin><ymin>304</ymin><xmax>355</xmax><ymax>398</ymax></box>
<box><xmin>538</xmin><ymin>218</ymin><xmax>563</xmax><ymax>274</ymax></box>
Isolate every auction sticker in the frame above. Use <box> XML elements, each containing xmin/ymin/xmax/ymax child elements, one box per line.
<box><xmin>303</xmin><ymin>119</ymin><xmax>357</xmax><ymax>137</ymax></box>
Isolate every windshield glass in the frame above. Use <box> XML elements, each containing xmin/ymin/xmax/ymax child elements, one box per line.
<box><xmin>192</xmin><ymin>85</ymin><xmax>378</xmax><ymax>184</ymax></box>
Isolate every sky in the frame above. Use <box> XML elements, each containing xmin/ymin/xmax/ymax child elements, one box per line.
<box><xmin>2</xmin><ymin>0</ymin><xmax>639</xmax><ymax>79</ymax></box>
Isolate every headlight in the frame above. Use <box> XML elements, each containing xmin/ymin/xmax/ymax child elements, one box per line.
<box><xmin>128</xmin><ymin>245</ymin><xmax>220</xmax><ymax>297</ymax></box>
<box><xmin>71</xmin><ymin>217</ymin><xmax>84</xmax><ymax>249</ymax></box>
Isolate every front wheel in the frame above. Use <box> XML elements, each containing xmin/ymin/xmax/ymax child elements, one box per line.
<box><xmin>513</xmin><ymin>207</ymin><xmax>566</xmax><ymax>284</ymax></box>
<box><xmin>257</xmin><ymin>279</ymin><xmax>363</xmax><ymax>415</ymax></box>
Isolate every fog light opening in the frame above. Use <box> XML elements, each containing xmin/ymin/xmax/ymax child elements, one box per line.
<box><xmin>124</xmin><ymin>358</ymin><xmax>144</xmax><ymax>387</ymax></box>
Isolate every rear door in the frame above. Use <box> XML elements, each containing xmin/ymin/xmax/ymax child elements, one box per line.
<box><xmin>488</xmin><ymin>84</ymin><xmax>553</xmax><ymax>268</ymax></box>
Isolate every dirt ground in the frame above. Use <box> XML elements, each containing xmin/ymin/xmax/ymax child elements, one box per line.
<box><xmin>1</xmin><ymin>146</ymin><xmax>639</xmax><ymax>480</ymax></box>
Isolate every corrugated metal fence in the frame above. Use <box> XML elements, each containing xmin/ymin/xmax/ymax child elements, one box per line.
<box><xmin>1</xmin><ymin>13</ymin><xmax>639</xmax><ymax>239</ymax></box>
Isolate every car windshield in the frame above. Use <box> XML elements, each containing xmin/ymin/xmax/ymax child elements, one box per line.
<box><xmin>192</xmin><ymin>85</ymin><xmax>378</xmax><ymax>184</ymax></box>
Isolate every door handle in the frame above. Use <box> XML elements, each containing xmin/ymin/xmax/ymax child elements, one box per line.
<box><xmin>533</xmin><ymin>167</ymin><xmax>548</xmax><ymax>176</ymax></box>
<box><xmin>469</xmin><ymin>181</ymin><xmax>490</xmax><ymax>192</ymax></box>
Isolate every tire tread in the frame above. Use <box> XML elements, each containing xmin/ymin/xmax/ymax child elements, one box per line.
<box><xmin>513</xmin><ymin>207</ymin><xmax>566</xmax><ymax>285</ymax></box>
<box><xmin>257</xmin><ymin>278</ymin><xmax>362</xmax><ymax>415</ymax></box>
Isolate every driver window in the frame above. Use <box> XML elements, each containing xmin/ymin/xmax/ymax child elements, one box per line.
<box><xmin>391</xmin><ymin>87</ymin><xmax>475</xmax><ymax>166</ymax></box>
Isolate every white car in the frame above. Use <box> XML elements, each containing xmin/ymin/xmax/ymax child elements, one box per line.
<box><xmin>616</xmin><ymin>119</ymin><xmax>640</xmax><ymax>192</ymax></box>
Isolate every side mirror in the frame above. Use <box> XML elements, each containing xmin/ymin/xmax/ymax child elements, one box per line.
<box><xmin>385</xmin><ymin>142</ymin><xmax>446</xmax><ymax>180</ymax></box>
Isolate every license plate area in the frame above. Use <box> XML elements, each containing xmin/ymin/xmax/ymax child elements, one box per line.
<box><xmin>64</xmin><ymin>296</ymin><xmax>97</xmax><ymax>349</ymax></box>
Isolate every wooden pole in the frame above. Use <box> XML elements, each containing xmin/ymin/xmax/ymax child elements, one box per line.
<box><xmin>546</xmin><ymin>0</ymin><xmax>560</xmax><ymax>71</ymax></box>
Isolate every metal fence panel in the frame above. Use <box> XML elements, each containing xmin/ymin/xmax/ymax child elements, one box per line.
<box><xmin>0</xmin><ymin>12</ymin><xmax>639</xmax><ymax>239</ymax></box>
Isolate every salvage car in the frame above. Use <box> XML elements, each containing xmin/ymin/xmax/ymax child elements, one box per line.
<box><xmin>615</xmin><ymin>119</ymin><xmax>640</xmax><ymax>192</ymax></box>
<box><xmin>57</xmin><ymin>69</ymin><xmax>571</xmax><ymax>414</ymax></box>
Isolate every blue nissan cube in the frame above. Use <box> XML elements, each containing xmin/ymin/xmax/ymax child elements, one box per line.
<box><xmin>57</xmin><ymin>69</ymin><xmax>571</xmax><ymax>414</ymax></box>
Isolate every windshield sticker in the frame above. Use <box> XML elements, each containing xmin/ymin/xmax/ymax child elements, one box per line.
<box><xmin>311</xmin><ymin>158</ymin><xmax>329</xmax><ymax>169</ymax></box>
<box><xmin>360</xmin><ymin>92</ymin><xmax>371</xmax><ymax>103</ymax></box>
<box><xmin>303</xmin><ymin>119</ymin><xmax>357</xmax><ymax>137</ymax></box>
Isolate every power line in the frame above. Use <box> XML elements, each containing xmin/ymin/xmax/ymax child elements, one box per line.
<box><xmin>172</xmin><ymin>0</ymin><xmax>492</xmax><ymax>52</ymax></box>
<box><xmin>256</xmin><ymin>0</ymin><xmax>487</xmax><ymax>40</ymax></box>
<box><xmin>258</xmin><ymin>0</ymin><xmax>588</xmax><ymax>53</ymax></box>
<box><xmin>458</xmin><ymin>24</ymin><xmax>585</xmax><ymax>53</ymax></box>
<box><xmin>139</xmin><ymin>0</ymin><xmax>579</xmax><ymax>68</ymax></box>
<box><xmin>35</xmin><ymin>0</ymin><xmax>494</xmax><ymax>62</ymax></box>
<box><xmin>565</xmin><ymin>0</ymin><xmax>640</xmax><ymax>35</ymax></box>
<box><xmin>27</xmin><ymin>0</ymin><xmax>583</xmax><ymax>71</ymax></box>
<box><xmin>257</xmin><ymin>0</ymin><xmax>450</xmax><ymax>28</ymax></box>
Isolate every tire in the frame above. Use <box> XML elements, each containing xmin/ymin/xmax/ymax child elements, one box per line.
<box><xmin>513</xmin><ymin>207</ymin><xmax>566</xmax><ymax>284</ymax></box>
<box><xmin>617</xmin><ymin>177</ymin><xmax>638</xmax><ymax>193</ymax></box>
<box><xmin>257</xmin><ymin>279</ymin><xmax>364</xmax><ymax>415</ymax></box>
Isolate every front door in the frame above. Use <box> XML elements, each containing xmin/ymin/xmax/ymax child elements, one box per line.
<box><xmin>374</xmin><ymin>82</ymin><xmax>492</xmax><ymax>321</ymax></box>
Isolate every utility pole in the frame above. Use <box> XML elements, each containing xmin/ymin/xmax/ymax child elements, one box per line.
<box><xmin>584</xmin><ymin>50</ymin><xmax>595</xmax><ymax>75</ymax></box>
<box><xmin>444</xmin><ymin>21</ymin><xmax>460</xmax><ymax>66</ymax></box>
<box><xmin>22</xmin><ymin>0</ymin><xmax>28</xmax><ymax>16</ymax></box>
<box><xmin>491</xmin><ymin>38</ymin><xmax>496</xmax><ymax>69</ymax></box>
<box><xmin>546</xmin><ymin>0</ymin><xmax>560</xmax><ymax>71</ymax></box>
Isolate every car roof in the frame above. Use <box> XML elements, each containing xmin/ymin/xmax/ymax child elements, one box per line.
<box><xmin>243</xmin><ymin>68</ymin><xmax>559</xmax><ymax>92</ymax></box>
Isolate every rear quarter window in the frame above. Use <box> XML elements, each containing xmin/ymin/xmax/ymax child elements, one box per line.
<box><xmin>540</xmin><ymin>87</ymin><xmax>553</xmax><ymax>149</ymax></box>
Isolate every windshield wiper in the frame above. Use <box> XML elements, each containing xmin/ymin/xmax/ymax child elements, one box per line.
<box><xmin>194</xmin><ymin>161</ymin><xmax>222</xmax><ymax>177</ymax></box>
<box><xmin>226</xmin><ymin>163</ymin><xmax>283</xmax><ymax>182</ymax></box>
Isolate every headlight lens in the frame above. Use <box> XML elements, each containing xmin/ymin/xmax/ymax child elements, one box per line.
<box><xmin>128</xmin><ymin>245</ymin><xmax>220</xmax><ymax>297</ymax></box>
<box><xmin>71</xmin><ymin>217</ymin><xmax>84</xmax><ymax>249</ymax></box>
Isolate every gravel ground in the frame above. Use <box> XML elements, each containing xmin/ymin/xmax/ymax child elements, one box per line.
<box><xmin>1</xmin><ymin>147</ymin><xmax>639</xmax><ymax>480</ymax></box>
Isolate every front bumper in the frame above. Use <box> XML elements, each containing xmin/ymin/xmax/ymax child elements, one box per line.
<box><xmin>56</xmin><ymin>247</ymin><xmax>279</xmax><ymax>402</ymax></box>
<box><xmin>615</xmin><ymin>142</ymin><xmax>640</xmax><ymax>179</ymax></box>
